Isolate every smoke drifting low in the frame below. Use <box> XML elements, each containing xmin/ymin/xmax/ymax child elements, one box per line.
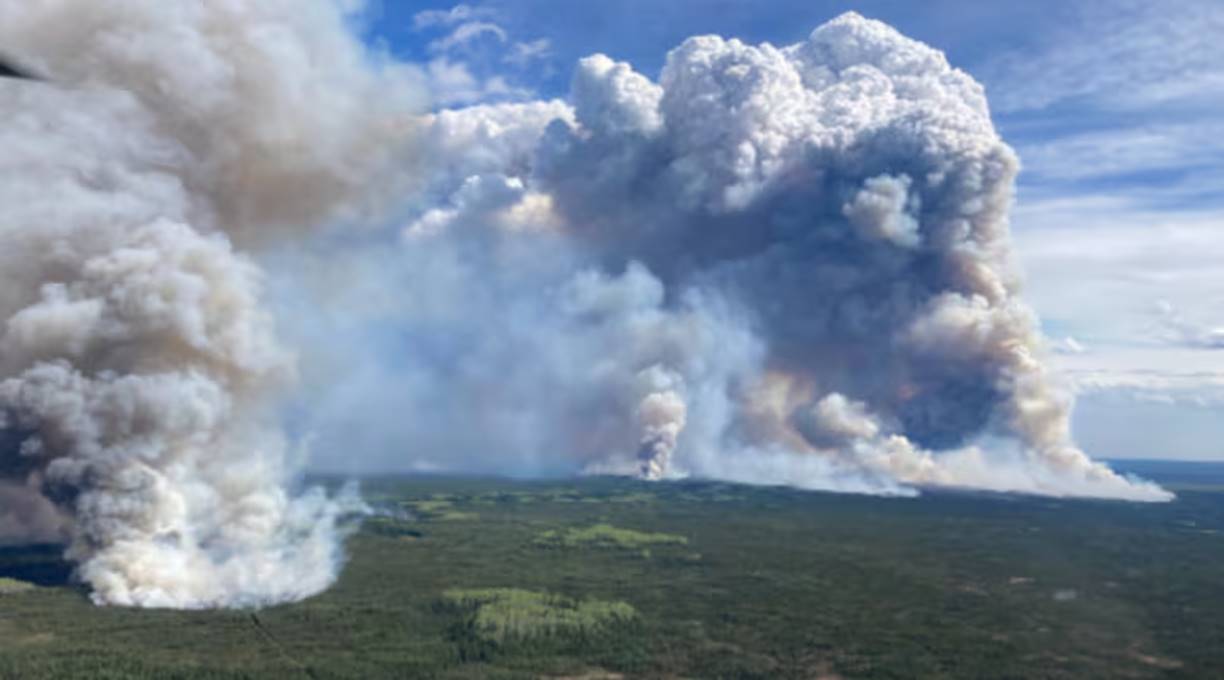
<box><xmin>0</xmin><ymin>3</ymin><xmax>1170</xmax><ymax>609</ymax></box>
<box><xmin>296</xmin><ymin>13</ymin><xmax>1170</xmax><ymax>503</ymax></box>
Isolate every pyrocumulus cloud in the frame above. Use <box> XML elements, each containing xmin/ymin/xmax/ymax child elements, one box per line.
<box><xmin>296</xmin><ymin>12</ymin><xmax>1170</xmax><ymax>503</ymax></box>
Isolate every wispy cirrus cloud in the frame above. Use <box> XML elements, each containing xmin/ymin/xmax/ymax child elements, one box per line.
<box><xmin>423</xmin><ymin>58</ymin><xmax>529</xmax><ymax>106</ymax></box>
<box><xmin>506</xmin><ymin>38</ymin><xmax>552</xmax><ymax>66</ymax></box>
<box><xmin>411</xmin><ymin>4</ymin><xmax>495</xmax><ymax>31</ymax></box>
<box><xmin>983</xmin><ymin>0</ymin><xmax>1224</xmax><ymax>210</ymax></box>
<box><xmin>409</xmin><ymin>3</ymin><xmax>554</xmax><ymax>106</ymax></box>
<box><xmin>1012</xmin><ymin>195</ymin><xmax>1224</xmax><ymax>459</ymax></box>
<box><xmin>1015</xmin><ymin>123</ymin><xmax>1224</xmax><ymax>188</ymax></box>
<box><xmin>975</xmin><ymin>0</ymin><xmax>1224</xmax><ymax>453</ymax></box>
<box><xmin>982</xmin><ymin>0</ymin><xmax>1224</xmax><ymax>114</ymax></box>
<box><xmin>428</xmin><ymin>21</ymin><xmax>507</xmax><ymax>53</ymax></box>
<box><xmin>1151</xmin><ymin>300</ymin><xmax>1224</xmax><ymax>350</ymax></box>
<box><xmin>1013</xmin><ymin>197</ymin><xmax>1224</xmax><ymax>345</ymax></box>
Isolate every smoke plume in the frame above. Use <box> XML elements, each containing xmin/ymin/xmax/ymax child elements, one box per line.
<box><xmin>0</xmin><ymin>0</ymin><xmax>418</xmax><ymax>607</ymax></box>
<box><xmin>297</xmin><ymin>13</ymin><xmax>1169</xmax><ymax>502</ymax></box>
<box><xmin>0</xmin><ymin>3</ymin><xmax>1171</xmax><ymax>609</ymax></box>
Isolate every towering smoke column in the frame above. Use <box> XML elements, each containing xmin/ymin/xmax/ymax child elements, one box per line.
<box><xmin>0</xmin><ymin>1</ymin><xmax>417</xmax><ymax>607</ymax></box>
<box><xmin>327</xmin><ymin>13</ymin><xmax>1168</xmax><ymax>501</ymax></box>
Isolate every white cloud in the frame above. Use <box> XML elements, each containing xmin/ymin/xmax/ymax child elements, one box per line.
<box><xmin>1013</xmin><ymin>196</ymin><xmax>1224</xmax><ymax>350</ymax></box>
<box><xmin>1013</xmin><ymin>193</ymin><xmax>1224</xmax><ymax>456</ymax></box>
<box><xmin>1054</xmin><ymin>345</ymin><xmax>1224</xmax><ymax>407</ymax></box>
<box><xmin>412</xmin><ymin>4</ymin><xmax>494</xmax><ymax>31</ymax></box>
<box><xmin>1152</xmin><ymin>300</ymin><xmax>1224</xmax><ymax>349</ymax></box>
<box><xmin>424</xmin><ymin>58</ymin><xmax>531</xmax><ymax>106</ymax></box>
<box><xmin>409</xmin><ymin>4</ymin><xmax>550</xmax><ymax>107</ymax></box>
<box><xmin>506</xmin><ymin>38</ymin><xmax>552</xmax><ymax>66</ymax></box>
<box><xmin>1015</xmin><ymin>122</ymin><xmax>1224</xmax><ymax>184</ymax></box>
<box><xmin>982</xmin><ymin>0</ymin><xmax>1224</xmax><ymax>114</ymax></box>
<box><xmin>428</xmin><ymin>21</ymin><xmax>508</xmax><ymax>54</ymax></box>
<box><xmin>983</xmin><ymin>0</ymin><xmax>1224</xmax><ymax>266</ymax></box>
<box><xmin>1056</xmin><ymin>337</ymin><xmax>1086</xmax><ymax>355</ymax></box>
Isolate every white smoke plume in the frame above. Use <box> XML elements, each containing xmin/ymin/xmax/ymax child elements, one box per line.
<box><xmin>296</xmin><ymin>12</ymin><xmax>1169</xmax><ymax>502</ymax></box>
<box><xmin>0</xmin><ymin>0</ymin><xmax>419</xmax><ymax>607</ymax></box>
<box><xmin>635</xmin><ymin>368</ymin><xmax>688</xmax><ymax>481</ymax></box>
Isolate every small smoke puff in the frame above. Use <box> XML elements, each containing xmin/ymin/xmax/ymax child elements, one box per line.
<box><xmin>843</xmin><ymin>175</ymin><xmax>922</xmax><ymax>248</ymax></box>
<box><xmin>405</xmin><ymin>174</ymin><xmax>560</xmax><ymax>238</ymax></box>
<box><xmin>1057</xmin><ymin>337</ymin><xmax>1087</xmax><ymax>355</ymax></box>
<box><xmin>797</xmin><ymin>394</ymin><xmax>882</xmax><ymax>449</ymax></box>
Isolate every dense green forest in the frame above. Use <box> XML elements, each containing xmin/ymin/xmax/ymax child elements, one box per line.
<box><xmin>0</xmin><ymin>465</ymin><xmax>1221</xmax><ymax>678</ymax></box>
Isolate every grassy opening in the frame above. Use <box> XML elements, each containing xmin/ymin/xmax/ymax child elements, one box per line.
<box><xmin>533</xmin><ymin>524</ymin><xmax>687</xmax><ymax>551</ymax></box>
<box><xmin>441</xmin><ymin>588</ymin><xmax>637</xmax><ymax>643</ymax></box>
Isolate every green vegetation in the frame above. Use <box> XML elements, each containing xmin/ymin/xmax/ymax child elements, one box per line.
<box><xmin>362</xmin><ymin>516</ymin><xmax>423</xmax><ymax>540</ymax></box>
<box><xmin>533</xmin><ymin>523</ymin><xmax>687</xmax><ymax>551</ymax></box>
<box><xmin>399</xmin><ymin>498</ymin><xmax>479</xmax><ymax>522</ymax></box>
<box><xmin>441</xmin><ymin>588</ymin><xmax>636</xmax><ymax>643</ymax></box>
<box><xmin>0</xmin><ymin>464</ymin><xmax>1222</xmax><ymax>678</ymax></box>
<box><xmin>0</xmin><ymin>577</ymin><xmax>35</xmax><ymax>595</ymax></box>
<box><xmin>402</xmin><ymin>498</ymin><xmax>456</xmax><ymax>515</ymax></box>
<box><xmin>435</xmin><ymin>511</ymin><xmax>479</xmax><ymax>522</ymax></box>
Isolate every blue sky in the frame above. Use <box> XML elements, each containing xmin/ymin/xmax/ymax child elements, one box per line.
<box><xmin>356</xmin><ymin>0</ymin><xmax>1224</xmax><ymax>460</ymax></box>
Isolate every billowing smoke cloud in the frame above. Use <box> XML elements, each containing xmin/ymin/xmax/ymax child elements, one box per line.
<box><xmin>298</xmin><ymin>13</ymin><xmax>1169</xmax><ymax>502</ymax></box>
<box><xmin>0</xmin><ymin>4</ymin><xmax>1172</xmax><ymax>608</ymax></box>
<box><xmin>0</xmin><ymin>0</ymin><xmax>419</xmax><ymax>607</ymax></box>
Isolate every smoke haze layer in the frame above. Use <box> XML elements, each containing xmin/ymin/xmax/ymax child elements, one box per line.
<box><xmin>295</xmin><ymin>13</ymin><xmax>1170</xmax><ymax>502</ymax></box>
<box><xmin>0</xmin><ymin>0</ymin><xmax>419</xmax><ymax>607</ymax></box>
